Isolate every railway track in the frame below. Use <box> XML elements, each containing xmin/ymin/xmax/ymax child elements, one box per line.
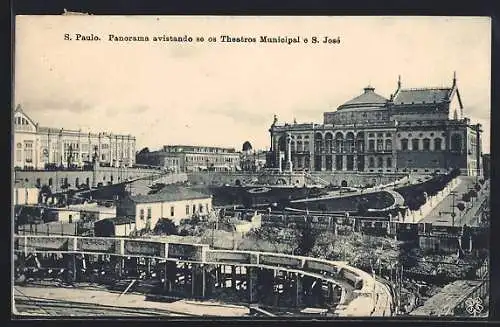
<box><xmin>14</xmin><ymin>290</ymin><xmax>192</xmax><ymax>317</ymax></box>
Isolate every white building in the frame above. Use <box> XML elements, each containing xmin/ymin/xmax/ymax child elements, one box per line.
<box><xmin>117</xmin><ymin>186</ymin><xmax>213</xmax><ymax>228</ymax></box>
<box><xmin>67</xmin><ymin>203</ymin><xmax>117</xmax><ymax>221</ymax></box>
<box><xmin>13</xmin><ymin>105</ymin><xmax>137</xmax><ymax>170</ymax></box>
<box><xmin>13</xmin><ymin>182</ymin><xmax>39</xmax><ymax>205</ymax></box>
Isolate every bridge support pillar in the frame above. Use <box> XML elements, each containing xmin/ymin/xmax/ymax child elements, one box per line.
<box><xmin>231</xmin><ymin>265</ymin><xmax>237</xmax><ymax>290</ymax></box>
<box><xmin>113</xmin><ymin>256</ymin><xmax>123</xmax><ymax>279</ymax></box>
<box><xmin>190</xmin><ymin>263</ymin><xmax>205</xmax><ymax>299</ymax></box>
<box><xmin>64</xmin><ymin>254</ymin><xmax>76</xmax><ymax>284</ymax></box>
<box><xmin>247</xmin><ymin>267</ymin><xmax>258</xmax><ymax>304</ymax></box>
<box><xmin>184</xmin><ymin>263</ymin><xmax>190</xmax><ymax>295</ymax></box>
<box><xmin>164</xmin><ymin>261</ymin><xmax>176</xmax><ymax>293</ymax></box>
<box><xmin>295</xmin><ymin>272</ymin><xmax>303</xmax><ymax>307</ymax></box>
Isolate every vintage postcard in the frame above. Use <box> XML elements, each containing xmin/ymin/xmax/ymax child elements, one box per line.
<box><xmin>12</xmin><ymin>15</ymin><xmax>490</xmax><ymax>319</ymax></box>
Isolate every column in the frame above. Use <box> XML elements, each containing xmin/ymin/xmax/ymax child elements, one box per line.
<box><xmin>115</xmin><ymin>135</ymin><xmax>119</xmax><ymax>167</ymax></box>
<box><xmin>287</xmin><ymin>137</ymin><xmax>292</xmax><ymax>172</ymax></box>
<box><xmin>98</xmin><ymin>134</ymin><xmax>102</xmax><ymax>164</ymax></box>
<box><xmin>321</xmin><ymin>156</ymin><xmax>326</xmax><ymax>172</ymax></box>
<box><xmin>342</xmin><ymin>155</ymin><xmax>347</xmax><ymax>171</ymax></box>
<box><xmin>247</xmin><ymin>267</ymin><xmax>258</xmax><ymax>304</ymax></box>
<box><xmin>231</xmin><ymin>265</ymin><xmax>237</xmax><ymax>290</ymax></box>
<box><xmin>295</xmin><ymin>272</ymin><xmax>303</xmax><ymax>307</ymax></box>
<box><xmin>353</xmin><ymin>155</ymin><xmax>357</xmax><ymax>172</ymax></box>
<box><xmin>59</xmin><ymin>131</ymin><xmax>64</xmax><ymax>166</ymax></box>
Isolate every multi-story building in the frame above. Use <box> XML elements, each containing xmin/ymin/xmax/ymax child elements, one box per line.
<box><xmin>117</xmin><ymin>186</ymin><xmax>213</xmax><ymax>227</ymax></box>
<box><xmin>13</xmin><ymin>106</ymin><xmax>137</xmax><ymax>170</ymax></box>
<box><xmin>136</xmin><ymin>145</ymin><xmax>241</xmax><ymax>173</ymax></box>
<box><xmin>268</xmin><ymin>74</ymin><xmax>483</xmax><ymax>176</ymax></box>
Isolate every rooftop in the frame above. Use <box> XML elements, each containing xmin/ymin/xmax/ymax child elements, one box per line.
<box><xmin>392</xmin><ymin>87</ymin><xmax>452</xmax><ymax>105</ymax></box>
<box><xmin>97</xmin><ymin>216</ymin><xmax>135</xmax><ymax>225</ymax></box>
<box><xmin>128</xmin><ymin>186</ymin><xmax>211</xmax><ymax>203</ymax></box>
<box><xmin>337</xmin><ymin>86</ymin><xmax>388</xmax><ymax>111</ymax></box>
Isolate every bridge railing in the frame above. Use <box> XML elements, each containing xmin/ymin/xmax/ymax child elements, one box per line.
<box><xmin>13</xmin><ymin>234</ymin><xmax>392</xmax><ymax>316</ymax></box>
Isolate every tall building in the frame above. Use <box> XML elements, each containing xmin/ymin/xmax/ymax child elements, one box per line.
<box><xmin>268</xmin><ymin>74</ymin><xmax>482</xmax><ymax>176</ymax></box>
<box><xmin>136</xmin><ymin>145</ymin><xmax>241</xmax><ymax>172</ymax></box>
<box><xmin>13</xmin><ymin>105</ymin><xmax>137</xmax><ymax>170</ymax></box>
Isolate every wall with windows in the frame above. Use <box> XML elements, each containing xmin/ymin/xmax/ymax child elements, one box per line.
<box><xmin>14</xmin><ymin>166</ymin><xmax>163</xmax><ymax>193</ymax></box>
<box><xmin>13</xmin><ymin>107</ymin><xmax>136</xmax><ymax>170</ymax></box>
<box><xmin>324</xmin><ymin>109</ymin><xmax>390</xmax><ymax>125</ymax></box>
<box><xmin>131</xmin><ymin>197</ymin><xmax>213</xmax><ymax>229</ymax></box>
<box><xmin>13</xmin><ymin>186</ymin><xmax>39</xmax><ymax>205</ymax></box>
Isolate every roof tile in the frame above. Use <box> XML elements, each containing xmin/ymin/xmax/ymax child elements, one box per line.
<box><xmin>129</xmin><ymin>186</ymin><xmax>211</xmax><ymax>203</ymax></box>
<box><xmin>393</xmin><ymin>88</ymin><xmax>452</xmax><ymax>105</ymax></box>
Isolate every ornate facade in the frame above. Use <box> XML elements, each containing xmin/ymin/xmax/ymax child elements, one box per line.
<box><xmin>268</xmin><ymin>75</ymin><xmax>482</xmax><ymax>176</ymax></box>
<box><xmin>13</xmin><ymin>106</ymin><xmax>137</xmax><ymax>170</ymax></box>
<box><xmin>136</xmin><ymin>145</ymin><xmax>241</xmax><ymax>173</ymax></box>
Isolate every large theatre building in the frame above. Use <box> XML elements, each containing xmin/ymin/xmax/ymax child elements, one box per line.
<box><xmin>268</xmin><ymin>75</ymin><xmax>482</xmax><ymax>177</ymax></box>
<box><xmin>13</xmin><ymin>105</ymin><xmax>137</xmax><ymax>170</ymax></box>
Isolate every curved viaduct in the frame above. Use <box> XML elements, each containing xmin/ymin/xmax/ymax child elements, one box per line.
<box><xmin>13</xmin><ymin>235</ymin><xmax>393</xmax><ymax>317</ymax></box>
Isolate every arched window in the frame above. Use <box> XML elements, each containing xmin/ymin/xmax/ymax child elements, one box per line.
<box><xmin>16</xmin><ymin>143</ymin><xmax>22</xmax><ymax>161</ymax></box>
<box><xmin>325</xmin><ymin>133</ymin><xmax>333</xmax><ymax>153</ymax></box>
<box><xmin>314</xmin><ymin>133</ymin><xmax>323</xmax><ymax>153</ymax></box>
<box><xmin>278</xmin><ymin>136</ymin><xmax>286</xmax><ymax>152</ymax></box>
<box><xmin>368</xmin><ymin>139</ymin><xmax>375</xmax><ymax>151</ymax></box>
<box><xmin>335</xmin><ymin>132</ymin><xmax>344</xmax><ymax>153</ymax></box>
<box><xmin>434</xmin><ymin>138</ymin><xmax>442</xmax><ymax>151</ymax></box>
<box><xmin>86</xmin><ymin>177</ymin><xmax>90</xmax><ymax>186</ymax></box>
<box><xmin>369</xmin><ymin>157</ymin><xmax>375</xmax><ymax>168</ymax></box>
<box><xmin>377</xmin><ymin>139</ymin><xmax>383</xmax><ymax>151</ymax></box>
<box><xmin>346</xmin><ymin>132</ymin><xmax>355</xmax><ymax>153</ymax></box>
<box><xmin>412</xmin><ymin>139</ymin><xmax>420</xmax><ymax>151</ymax></box>
<box><xmin>36</xmin><ymin>178</ymin><xmax>41</xmax><ymax>187</ymax></box>
<box><xmin>451</xmin><ymin>134</ymin><xmax>462</xmax><ymax>152</ymax></box>
<box><xmin>385</xmin><ymin>139</ymin><xmax>392</xmax><ymax>151</ymax></box>
<box><xmin>387</xmin><ymin>157</ymin><xmax>392</xmax><ymax>168</ymax></box>
<box><xmin>356</xmin><ymin>132</ymin><xmax>365</xmax><ymax>152</ymax></box>
<box><xmin>423</xmin><ymin>138</ymin><xmax>431</xmax><ymax>151</ymax></box>
<box><xmin>401</xmin><ymin>139</ymin><xmax>409</xmax><ymax>151</ymax></box>
<box><xmin>48</xmin><ymin>178</ymin><xmax>53</xmax><ymax>186</ymax></box>
<box><xmin>377</xmin><ymin>157</ymin><xmax>383</xmax><ymax>168</ymax></box>
<box><xmin>303</xmin><ymin>141</ymin><xmax>309</xmax><ymax>152</ymax></box>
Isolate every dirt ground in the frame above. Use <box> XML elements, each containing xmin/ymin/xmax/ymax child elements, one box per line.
<box><xmin>13</xmin><ymin>285</ymin><xmax>250</xmax><ymax>317</ymax></box>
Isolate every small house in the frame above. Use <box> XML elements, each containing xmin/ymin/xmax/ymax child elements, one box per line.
<box><xmin>94</xmin><ymin>217</ymin><xmax>136</xmax><ymax>237</ymax></box>
<box><xmin>117</xmin><ymin>185</ymin><xmax>213</xmax><ymax>229</ymax></box>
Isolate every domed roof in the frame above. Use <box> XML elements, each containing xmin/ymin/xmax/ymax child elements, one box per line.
<box><xmin>337</xmin><ymin>86</ymin><xmax>388</xmax><ymax>111</ymax></box>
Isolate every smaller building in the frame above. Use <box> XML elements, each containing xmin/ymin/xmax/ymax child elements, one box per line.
<box><xmin>13</xmin><ymin>181</ymin><xmax>40</xmax><ymax>205</ymax></box>
<box><xmin>67</xmin><ymin>203</ymin><xmax>116</xmax><ymax>221</ymax></box>
<box><xmin>136</xmin><ymin>145</ymin><xmax>241</xmax><ymax>172</ymax></box>
<box><xmin>94</xmin><ymin>217</ymin><xmax>136</xmax><ymax>237</ymax></box>
<box><xmin>117</xmin><ymin>186</ymin><xmax>213</xmax><ymax>228</ymax></box>
<box><xmin>47</xmin><ymin>208</ymin><xmax>81</xmax><ymax>223</ymax></box>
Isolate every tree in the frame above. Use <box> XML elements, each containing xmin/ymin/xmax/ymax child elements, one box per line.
<box><xmin>242</xmin><ymin>141</ymin><xmax>253</xmax><ymax>152</ymax></box>
<box><xmin>153</xmin><ymin>218</ymin><xmax>178</xmax><ymax>235</ymax></box>
<box><xmin>138</xmin><ymin>147</ymin><xmax>150</xmax><ymax>154</ymax></box>
<box><xmin>457</xmin><ymin>202</ymin><xmax>466</xmax><ymax>212</ymax></box>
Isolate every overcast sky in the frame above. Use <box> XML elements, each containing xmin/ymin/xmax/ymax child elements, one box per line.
<box><xmin>14</xmin><ymin>16</ymin><xmax>491</xmax><ymax>153</ymax></box>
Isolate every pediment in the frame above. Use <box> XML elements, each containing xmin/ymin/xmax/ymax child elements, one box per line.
<box><xmin>13</xmin><ymin>106</ymin><xmax>38</xmax><ymax>133</ymax></box>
